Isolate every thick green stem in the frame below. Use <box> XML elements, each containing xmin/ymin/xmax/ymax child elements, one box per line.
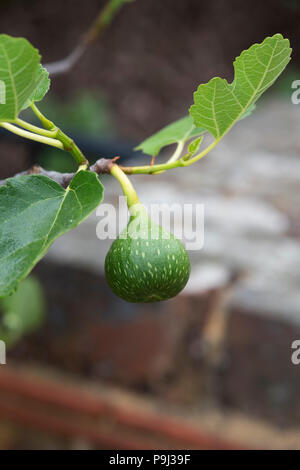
<box><xmin>110</xmin><ymin>164</ymin><xmax>139</xmax><ymax>208</ymax></box>
<box><xmin>55</xmin><ymin>129</ymin><xmax>88</xmax><ymax>166</ymax></box>
<box><xmin>30</xmin><ymin>103</ymin><xmax>88</xmax><ymax>167</ymax></box>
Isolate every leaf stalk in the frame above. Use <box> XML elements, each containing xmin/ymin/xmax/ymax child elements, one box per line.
<box><xmin>0</xmin><ymin>122</ymin><xmax>64</xmax><ymax>149</ymax></box>
<box><xmin>120</xmin><ymin>139</ymin><xmax>218</xmax><ymax>175</ymax></box>
<box><xmin>30</xmin><ymin>103</ymin><xmax>88</xmax><ymax>166</ymax></box>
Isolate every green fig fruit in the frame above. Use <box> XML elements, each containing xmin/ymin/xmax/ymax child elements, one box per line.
<box><xmin>105</xmin><ymin>203</ymin><xmax>190</xmax><ymax>303</ymax></box>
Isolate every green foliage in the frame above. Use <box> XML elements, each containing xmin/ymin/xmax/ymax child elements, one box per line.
<box><xmin>136</xmin><ymin>116</ymin><xmax>205</xmax><ymax>157</ymax></box>
<box><xmin>0</xmin><ymin>171</ymin><xmax>104</xmax><ymax>297</ymax></box>
<box><xmin>0</xmin><ymin>35</ymin><xmax>49</xmax><ymax>121</ymax></box>
<box><xmin>0</xmin><ymin>276</ymin><xmax>45</xmax><ymax>347</ymax></box>
<box><xmin>105</xmin><ymin>204</ymin><xmax>190</xmax><ymax>302</ymax></box>
<box><xmin>22</xmin><ymin>64</ymin><xmax>50</xmax><ymax>110</ymax></box>
<box><xmin>190</xmin><ymin>34</ymin><xmax>291</xmax><ymax>139</ymax></box>
<box><xmin>137</xmin><ymin>34</ymin><xmax>291</xmax><ymax>158</ymax></box>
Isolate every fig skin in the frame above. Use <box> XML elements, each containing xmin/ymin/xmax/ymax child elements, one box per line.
<box><xmin>105</xmin><ymin>204</ymin><xmax>190</xmax><ymax>303</ymax></box>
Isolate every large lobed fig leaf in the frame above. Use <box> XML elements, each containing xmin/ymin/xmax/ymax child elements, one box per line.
<box><xmin>0</xmin><ymin>171</ymin><xmax>103</xmax><ymax>297</ymax></box>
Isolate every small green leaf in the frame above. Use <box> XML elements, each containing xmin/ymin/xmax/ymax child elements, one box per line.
<box><xmin>188</xmin><ymin>136</ymin><xmax>202</xmax><ymax>155</ymax></box>
<box><xmin>190</xmin><ymin>34</ymin><xmax>291</xmax><ymax>139</ymax></box>
<box><xmin>0</xmin><ymin>35</ymin><xmax>42</xmax><ymax>121</ymax></box>
<box><xmin>135</xmin><ymin>116</ymin><xmax>206</xmax><ymax>157</ymax></box>
<box><xmin>0</xmin><ymin>171</ymin><xmax>104</xmax><ymax>297</ymax></box>
<box><xmin>22</xmin><ymin>64</ymin><xmax>50</xmax><ymax>110</ymax></box>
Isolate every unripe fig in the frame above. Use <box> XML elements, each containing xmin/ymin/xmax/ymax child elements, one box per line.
<box><xmin>105</xmin><ymin>203</ymin><xmax>190</xmax><ymax>303</ymax></box>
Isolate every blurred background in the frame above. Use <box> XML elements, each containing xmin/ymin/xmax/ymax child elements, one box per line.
<box><xmin>0</xmin><ymin>0</ymin><xmax>299</xmax><ymax>450</ymax></box>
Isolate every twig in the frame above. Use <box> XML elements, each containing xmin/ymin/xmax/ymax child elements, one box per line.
<box><xmin>0</xmin><ymin>159</ymin><xmax>118</xmax><ymax>188</ymax></box>
<box><xmin>45</xmin><ymin>0</ymin><xmax>134</xmax><ymax>76</ymax></box>
<box><xmin>0</xmin><ymin>133</ymin><xmax>219</xmax><ymax>189</ymax></box>
<box><xmin>0</xmin><ymin>166</ymin><xmax>75</xmax><ymax>188</ymax></box>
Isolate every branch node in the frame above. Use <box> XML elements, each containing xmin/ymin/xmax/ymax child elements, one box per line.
<box><xmin>91</xmin><ymin>158</ymin><xmax>115</xmax><ymax>174</ymax></box>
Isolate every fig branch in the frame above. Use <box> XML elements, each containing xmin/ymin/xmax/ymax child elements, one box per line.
<box><xmin>45</xmin><ymin>0</ymin><xmax>135</xmax><ymax>76</ymax></box>
<box><xmin>0</xmin><ymin>159</ymin><xmax>115</xmax><ymax>187</ymax></box>
<box><xmin>0</xmin><ymin>141</ymin><xmax>215</xmax><ymax>190</ymax></box>
<box><xmin>0</xmin><ymin>137</ymin><xmax>219</xmax><ymax>190</ymax></box>
<box><xmin>0</xmin><ymin>104</ymin><xmax>220</xmax><ymax>183</ymax></box>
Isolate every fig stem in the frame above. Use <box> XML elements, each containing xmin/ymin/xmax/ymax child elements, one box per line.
<box><xmin>110</xmin><ymin>164</ymin><xmax>140</xmax><ymax>208</ymax></box>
